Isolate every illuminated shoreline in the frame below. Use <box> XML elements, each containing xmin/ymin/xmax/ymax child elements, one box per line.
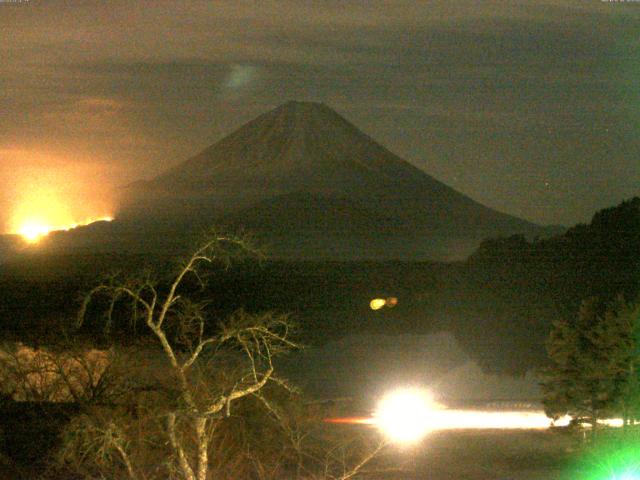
<box><xmin>325</xmin><ymin>409</ymin><xmax>568</xmax><ymax>431</ymax></box>
<box><xmin>326</xmin><ymin>409</ymin><xmax>624</xmax><ymax>432</ymax></box>
<box><xmin>324</xmin><ymin>409</ymin><xmax>622</xmax><ymax>431</ymax></box>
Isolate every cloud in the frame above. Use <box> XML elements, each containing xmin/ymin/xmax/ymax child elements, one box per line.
<box><xmin>225</xmin><ymin>64</ymin><xmax>258</xmax><ymax>89</ymax></box>
<box><xmin>76</xmin><ymin>96</ymin><xmax>124</xmax><ymax>111</ymax></box>
<box><xmin>1</xmin><ymin>1</ymin><xmax>628</xmax><ymax>67</ymax></box>
<box><xmin>0</xmin><ymin>1</ymin><xmax>638</xmax><ymax>227</ymax></box>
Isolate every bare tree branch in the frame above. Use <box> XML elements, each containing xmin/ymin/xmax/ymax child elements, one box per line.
<box><xmin>167</xmin><ymin>412</ymin><xmax>196</xmax><ymax>480</ymax></box>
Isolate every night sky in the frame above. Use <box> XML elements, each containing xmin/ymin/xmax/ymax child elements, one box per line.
<box><xmin>1</xmin><ymin>1</ymin><xmax>639</xmax><ymax>233</ymax></box>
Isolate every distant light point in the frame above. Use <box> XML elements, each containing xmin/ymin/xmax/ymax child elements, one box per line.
<box><xmin>370</xmin><ymin>297</ymin><xmax>398</xmax><ymax>310</ymax></box>
<box><xmin>370</xmin><ymin>298</ymin><xmax>386</xmax><ymax>310</ymax></box>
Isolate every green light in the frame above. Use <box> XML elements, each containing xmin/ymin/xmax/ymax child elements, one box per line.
<box><xmin>615</xmin><ymin>472</ymin><xmax>640</xmax><ymax>480</ymax></box>
<box><xmin>564</xmin><ymin>439</ymin><xmax>640</xmax><ymax>480</ymax></box>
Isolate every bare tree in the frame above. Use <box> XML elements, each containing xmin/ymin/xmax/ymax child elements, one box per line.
<box><xmin>250</xmin><ymin>392</ymin><xmax>394</xmax><ymax>480</ymax></box>
<box><xmin>0</xmin><ymin>340</ymin><xmax>113</xmax><ymax>403</ymax></box>
<box><xmin>75</xmin><ymin>234</ymin><xmax>298</xmax><ymax>480</ymax></box>
<box><xmin>49</xmin><ymin>233</ymin><xmax>395</xmax><ymax>479</ymax></box>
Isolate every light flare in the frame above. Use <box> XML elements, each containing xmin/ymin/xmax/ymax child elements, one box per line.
<box><xmin>326</xmin><ymin>408</ymin><xmax>571</xmax><ymax>438</ymax></box>
<box><xmin>325</xmin><ymin>408</ymin><xmax>637</xmax><ymax>435</ymax></box>
<box><xmin>322</xmin><ymin>387</ymin><xmax>637</xmax><ymax>444</ymax></box>
<box><xmin>374</xmin><ymin>388</ymin><xmax>443</xmax><ymax>443</ymax></box>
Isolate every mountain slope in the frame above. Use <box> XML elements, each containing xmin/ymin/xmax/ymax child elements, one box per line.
<box><xmin>118</xmin><ymin>101</ymin><xmax>552</xmax><ymax>259</ymax></box>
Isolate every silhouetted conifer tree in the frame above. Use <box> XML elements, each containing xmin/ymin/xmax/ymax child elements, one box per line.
<box><xmin>542</xmin><ymin>296</ymin><xmax>640</xmax><ymax>438</ymax></box>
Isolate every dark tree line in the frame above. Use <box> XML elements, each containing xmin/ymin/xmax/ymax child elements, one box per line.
<box><xmin>0</xmin><ymin>197</ymin><xmax>637</xmax><ymax>377</ymax></box>
<box><xmin>437</xmin><ymin>197</ymin><xmax>640</xmax><ymax>374</ymax></box>
<box><xmin>542</xmin><ymin>296</ymin><xmax>640</xmax><ymax>436</ymax></box>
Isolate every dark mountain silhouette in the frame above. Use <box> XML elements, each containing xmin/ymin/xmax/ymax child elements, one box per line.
<box><xmin>113</xmin><ymin>101</ymin><xmax>555</xmax><ymax>260</ymax></box>
<box><xmin>8</xmin><ymin>101</ymin><xmax>554</xmax><ymax>261</ymax></box>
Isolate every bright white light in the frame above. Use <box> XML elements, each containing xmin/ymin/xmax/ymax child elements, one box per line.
<box><xmin>374</xmin><ymin>388</ymin><xmax>441</xmax><ymax>443</ymax></box>
<box><xmin>329</xmin><ymin>404</ymin><xmax>630</xmax><ymax>435</ymax></box>
<box><xmin>329</xmin><ymin>388</ymin><xmax>626</xmax><ymax>437</ymax></box>
<box><xmin>600</xmin><ymin>417</ymin><xmax>624</xmax><ymax>428</ymax></box>
<box><xmin>425</xmin><ymin>410</ymin><xmax>569</xmax><ymax>430</ymax></box>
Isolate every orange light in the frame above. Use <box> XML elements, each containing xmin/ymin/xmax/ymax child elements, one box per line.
<box><xmin>8</xmin><ymin>182</ymin><xmax>113</xmax><ymax>244</ymax></box>
<box><xmin>324</xmin><ymin>417</ymin><xmax>374</xmax><ymax>425</ymax></box>
<box><xmin>18</xmin><ymin>221</ymin><xmax>52</xmax><ymax>243</ymax></box>
<box><xmin>15</xmin><ymin>216</ymin><xmax>113</xmax><ymax>244</ymax></box>
<box><xmin>370</xmin><ymin>297</ymin><xmax>399</xmax><ymax>310</ymax></box>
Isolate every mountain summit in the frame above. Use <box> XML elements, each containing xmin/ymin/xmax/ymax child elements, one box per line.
<box><xmin>116</xmin><ymin>101</ymin><xmax>550</xmax><ymax>260</ymax></box>
<box><xmin>130</xmin><ymin>101</ymin><xmax>452</xmax><ymax>206</ymax></box>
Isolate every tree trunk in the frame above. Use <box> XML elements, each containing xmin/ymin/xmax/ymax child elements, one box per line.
<box><xmin>167</xmin><ymin>413</ymin><xmax>196</xmax><ymax>480</ymax></box>
<box><xmin>195</xmin><ymin>416</ymin><xmax>209</xmax><ymax>480</ymax></box>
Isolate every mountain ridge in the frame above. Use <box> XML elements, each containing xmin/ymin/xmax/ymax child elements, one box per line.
<box><xmin>81</xmin><ymin>101</ymin><xmax>558</xmax><ymax>260</ymax></box>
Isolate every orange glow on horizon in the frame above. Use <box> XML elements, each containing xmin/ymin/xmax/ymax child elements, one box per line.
<box><xmin>18</xmin><ymin>221</ymin><xmax>53</xmax><ymax>243</ymax></box>
<box><xmin>8</xmin><ymin>182</ymin><xmax>113</xmax><ymax>244</ymax></box>
<box><xmin>2</xmin><ymin>148</ymin><xmax>116</xmax><ymax>243</ymax></box>
<box><xmin>16</xmin><ymin>216</ymin><xmax>114</xmax><ymax>244</ymax></box>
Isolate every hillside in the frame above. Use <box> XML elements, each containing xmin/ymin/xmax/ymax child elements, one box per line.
<box><xmin>434</xmin><ymin>196</ymin><xmax>640</xmax><ymax>373</ymax></box>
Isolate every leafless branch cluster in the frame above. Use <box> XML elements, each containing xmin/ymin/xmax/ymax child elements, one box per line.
<box><xmin>70</xmin><ymin>233</ymin><xmax>307</xmax><ymax>480</ymax></box>
<box><xmin>0</xmin><ymin>341</ymin><xmax>113</xmax><ymax>403</ymax></box>
<box><xmin>25</xmin><ymin>232</ymin><xmax>393</xmax><ymax>479</ymax></box>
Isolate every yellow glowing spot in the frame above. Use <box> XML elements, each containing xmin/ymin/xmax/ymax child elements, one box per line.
<box><xmin>18</xmin><ymin>222</ymin><xmax>52</xmax><ymax>243</ymax></box>
<box><xmin>374</xmin><ymin>388</ymin><xmax>441</xmax><ymax>443</ymax></box>
<box><xmin>15</xmin><ymin>216</ymin><xmax>114</xmax><ymax>244</ymax></box>
<box><xmin>8</xmin><ymin>179</ymin><xmax>114</xmax><ymax>244</ymax></box>
<box><xmin>370</xmin><ymin>298</ymin><xmax>386</xmax><ymax>310</ymax></box>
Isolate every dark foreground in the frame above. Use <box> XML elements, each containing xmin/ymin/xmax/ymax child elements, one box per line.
<box><xmin>0</xmin><ymin>419</ymin><xmax>622</xmax><ymax>479</ymax></box>
<box><xmin>374</xmin><ymin>429</ymin><xmax>574</xmax><ymax>480</ymax></box>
